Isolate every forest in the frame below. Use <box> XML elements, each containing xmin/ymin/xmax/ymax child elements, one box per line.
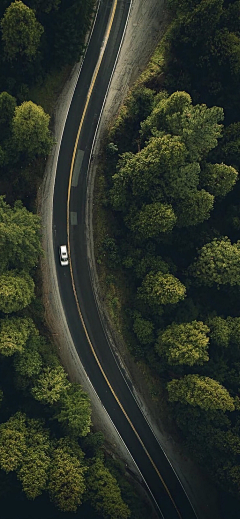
<box><xmin>0</xmin><ymin>1</ymin><xmax>146</xmax><ymax>519</ymax></box>
<box><xmin>96</xmin><ymin>0</ymin><xmax>240</xmax><ymax>511</ymax></box>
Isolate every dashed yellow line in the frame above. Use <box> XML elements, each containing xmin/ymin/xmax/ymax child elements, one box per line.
<box><xmin>66</xmin><ymin>2</ymin><xmax>182</xmax><ymax>518</ymax></box>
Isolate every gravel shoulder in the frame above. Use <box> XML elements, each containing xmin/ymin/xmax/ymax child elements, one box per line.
<box><xmin>40</xmin><ymin>1</ymin><xmax>221</xmax><ymax>518</ymax></box>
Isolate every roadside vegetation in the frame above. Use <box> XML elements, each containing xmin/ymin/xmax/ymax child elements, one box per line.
<box><xmin>0</xmin><ymin>1</ymin><xmax>151</xmax><ymax>518</ymax></box>
<box><xmin>95</xmin><ymin>0</ymin><xmax>240</xmax><ymax>508</ymax></box>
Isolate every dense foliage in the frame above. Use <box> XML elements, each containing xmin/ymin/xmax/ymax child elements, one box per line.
<box><xmin>98</xmin><ymin>0</ymin><xmax>240</xmax><ymax>504</ymax></box>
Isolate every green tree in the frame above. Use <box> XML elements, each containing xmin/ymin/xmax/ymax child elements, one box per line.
<box><xmin>180</xmin><ymin>0</ymin><xmax>223</xmax><ymax>45</ymax></box>
<box><xmin>32</xmin><ymin>365</ymin><xmax>68</xmax><ymax>405</ymax></box>
<box><xmin>53</xmin><ymin>383</ymin><xmax>92</xmax><ymax>437</ymax></box>
<box><xmin>227</xmin><ymin>317</ymin><xmax>240</xmax><ymax>346</ymax></box>
<box><xmin>134</xmin><ymin>253</ymin><xmax>170</xmax><ymax>279</ymax></box>
<box><xmin>219</xmin><ymin>122</ymin><xmax>240</xmax><ymax>167</ymax></box>
<box><xmin>0</xmin><ymin>197</ymin><xmax>42</xmax><ymax>272</ymax></box>
<box><xmin>17</xmin><ymin>418</ymin><xmax>51</xmax><ymax>499</ymax></box>
<box><xmin>175</xmin><ymin>189</ymin><xmax>214</xmax><ymax>227</ymax></box>
<box><xmin>208</xmin><ymin>316</ymin><xmax>231</xmax><ymax>347</ymax></box>
<box><xmin>27</xmin><ymin>0</ymin><xmax>61</xmax><ymax>13</ymax></box>
<box><xmin>0</xmin><ymin>413</ymin><xmax>51</xmax><ymax>499</ymax></box>
<box><xmin>141</xmin><ymin>90</ymin><xmax>192</xmax><ymax>137</ymax></box>
<box><xmin>142</xmin><ymin>91</ymin><xmax>224</xmax><ymax>161</ymax></box>
<box><xmin>201</xmin><ymin>163</ymin><xmax>238</xmax><ymax>196</ymax></box>
<box><xmin>166</xmin><ymin>0</ymin><xmax>201</xmax><ymax>14</ymax></box>
<box><xmin>110</xmin><ymin>135</ymin><xmax>187</xmax><ymax>210</ymax></box>
<box><xmin>0</xmin><ymin>91</ymin><xmax>16</xmax><ymax>140</ymax></box>
<box><xmin>0</xmin><ymin>270</ymin><xmax>35</xmax><ymax>313</ymax></box>
<box><xmin>133</xmin><ymin>313</ymin><xmax>155</xmax><ymax>345</ymax></box>
<box><xmin>48</xmin><ymin>438</ymin><xmax>86</xmax><ymax>512</ymax></box>
<box><xmin>128</xmin><ymin>202</ymin><xmax>177</xmax><ymax>236</ymax></box>
<box><xmin>87</xmin><ymin>458</ymin><xmax>130</xmax><ymax>519</ymax></box>
<box><xmin>82</xmin><ymin>431</ymin><xmax>105</xmax><ymax>457</ymax></box>
<box><xmin>1</xmin><ymin>1</ymin><xmax>44</xmax><ymax>61</ymax></box>
<box><xmin>189</xmin><ymin>237</ymin><xmax>240</xmax><ymax>286</ymax></box>
<box><xmin>138</xmin><ymin>271</ymin><xmax>186</xmax><ymax>306</ymax></box>
<box><xmin>14</xmin><ymin>334</ymin><xmax>43</xmax><ymax>377</ymax></box>
<box><xmin>0</xmin><ymin>317</ymin><xmax>35</xmax><ymax>356</ymax></box>
<box><xmin>212</xmin><ymin>29</ymin><xmax>240</xmax><ymax>75</ymax></box>
<box><xmin>163</xmin><ymin>162</ymin><xmax>200</xmax><ymax>200</ymax></box>
<box><xmin>0</xmin><ymin>412</ymin><xmax>26</xmax><ymax>472</ymax></box>
<box><xmin>168</xmin><ymin>374</ymin><xmax>235</xmax><ymax>411</ymax></box>
<box><xmin>108</xmin><ymin>87</ymin><xmax>155</xmax><ymax>153</ymax></box>
<box><xmin>52</xmin><ymin>0</ymin><xmax>95</xmax><ymax>66</ymax></box>
<box><xmin>12</xmin><ymin>101</ymin><xmax>53</xmax><ymax>157</ymax></box>
<box><xmin>156</xmin><ymin>321</ymin><xmax>210</xmax><ymax>366</ymax></box>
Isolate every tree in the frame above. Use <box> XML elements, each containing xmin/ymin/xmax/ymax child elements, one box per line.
<box><xmin>0</xmin><ymin>270</ymin><xmax>35</xmax><ymax>313</ymax></box>
<box><xmin>227</xmin><ymin>317</ymin><xmax>240</xmax><ymax>346</ymax></box>
<box><xmin>201</xmin><ymin>163</ymin><xmax>238</xmax><ymax>196</ymax></box>
<box><xmin>156</xmin><ymin>321</ymin><xmax>210</xmax><ymax>366</ymax></box>
<box><xmin>26</xmin><ymin>0</ymin><xmax>61</xmax><ymax>13</ymax></box>
<box><xmin>134</xmin><ymin>253</ymin><xmax>170</xmax><ymax>279</ymax></box>
<box><xmin>1</xmin><ymin>1</ymin><xmax>43</xmax><ymax>61</ymax></box>
<box><xmin>138</xmin><ymin>271</ymin><xmax>186</xmax><ymax>306</ymax></box>
<box><xmin>167</xmin><ymin>374</ymin><xmax>235</xmax><ymax>411</ymax></box>
<box><xmin>48</xmin><ymin>438</ymin><xmax>86</xmax><ymax>512</ymax></box>
<box><xmin>0</xmin><ymin>197</ymin><xmax>42</xmax><ymax>273</ymax></box>
<box><xmin>128</xmin><ymin>202</ymin><xmax>177</xmax><ymax>236</ymax></box>
<box><xmin>0</xmin><ymin>413</ymin><xmax>51</xmax><ymax>499</ymax></box>
<box><xmin>110</xmin><ymin>135</ymin><xmax>187</xmax><ymax>210</ymax></box>
<box><xmin>175</xmin><ymin>189</ymin><xmax>214</xmax><ymax>227</ymax></box>
<box><xmin>17</xmin><ymin>418</ymin><xmax>51</xmax><ymax>499</ymax></box>
<box><xmin>31</xmin><ymin>366</ymin><xmax>68</xmax><ymax>405</ymax></box>
<box><xmin>0</xmin><ymin>412</ymin><xmax>26</xmax><ymax>472</ymax></box>
<box><xmin>189</xmin><ymin>237</ymin><xmax>240</xmax><ymax>286</ymax></box>
<box><xmin>212</xmin><ymin>29</ymin><xmax>240</xmax><ymax>76</ymax></box>
<box><xmin>142</xmin><ymin>90</ymin><xmax>192</xmax><ymax>134</ymax></box>
<box><xmin>108</xmin><ymin>87</ymin><xmax>155</xmax><ymax>153</ymax></box>
<box><xmin>166</xmin><ymin>0</ymin><xmax>201</xmax><ymax>14</ymax></box>
<box><xmin>53</xmin><ymin>383</ymin><xmax>92</xmax><ymax>437</ymax></box>
<box><xmin>0</xmin><ymin>197</ymin><xmax>42</xmax><ymax>272</ymax></box>
<box><xmin>133</xmin><ymin>313</ymin><xmax>155</xmax><ymax>345</ymax></box>
<box><xmin>82</xmin><ymin>431</ymin><xmax>105</xmax><ymax>457</ymax></box>
<box><xmin>0</xmin><ymin>91</ymin><xmax>16</xmax><ymax>140</ymax></box>
<box><xmin>52</xmin><ymin>0</ymin><xmax>95</xmax><ymax>66</ymax></box>
<box><xmin>12</xmin><ymin>101</ymin><xmax>53</xmax><ymax>157</ymax></box>
<box><xmin>142</xmin><ymin>91</ymin><xmax>224</xmax><ymax>161</ymax></box>
<box><xmin>14</xmin><ymin>334</ymin><xmax>42</xmax><ymax>377</ymax></box>
<box><xmin>219</xmin><ymin>122</ymin><xmax>240</xmax><ymax>167</ymax></box>
<box><xmin>208</xmin><ymin>316</ymin><xmax>231</xmax><ymax>347</ymax></box>
<box><xmin>180</xmin><ymin>0</ymin><xmax>223</xmax><ymax>46</ymax></box>
<box><xmin>163</xmin><ymin>162</ymin><xmax>200</xmax><ymax>200</ymax></box>
<box><xmin>87</xmin><ymin>458</ymin><xmax>130</xmax><ymax>519</ymax></box>
<box><xmin>0</xmin><ymin>317</ymin><xmax>35</xmax><ymax>356</ymax></box>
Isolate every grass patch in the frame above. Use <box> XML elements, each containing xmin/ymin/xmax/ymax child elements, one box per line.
<box><xmin>135</xmin><ymin>20</ymin><xmax>174</xmax><ymax>89</ymax></box>
<box><xmin>94</xmin><ymin>173</ymin><xmax>130</xmax><ymax>332</ymax></box>
<box><xmin>29</xmin><ymin>65</ymin><xmax>72</xmax><ymax>117</ymax></box>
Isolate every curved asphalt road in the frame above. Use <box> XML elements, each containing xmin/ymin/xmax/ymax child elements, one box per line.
<box><xmin>53</xmin><ymin>1</ymin><xmax>198</xmax><ymax>518</ymax></box>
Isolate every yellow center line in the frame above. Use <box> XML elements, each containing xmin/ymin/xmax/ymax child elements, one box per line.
<box><xmin>66</xmin><ymin>2</ymin><xmax>182</xmax><ymax>518</ymax></box>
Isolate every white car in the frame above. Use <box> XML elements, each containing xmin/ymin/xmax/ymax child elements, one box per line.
<box><xmin>59</xmin><ymin>245</ymin><xmax>69</xmax><ymax>266</ymax></box>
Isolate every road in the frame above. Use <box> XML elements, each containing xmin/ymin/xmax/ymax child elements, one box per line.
<box><xmin>52</xmin><ymin>1</ymin><xmax>198</xmax><ymax>518</ymax></box>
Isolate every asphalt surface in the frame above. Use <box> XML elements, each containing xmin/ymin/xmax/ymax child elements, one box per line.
<box><xmin>52</xmin><ymin>1</ymin><xmax>198</xmax><ymax>518</ymax></box>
